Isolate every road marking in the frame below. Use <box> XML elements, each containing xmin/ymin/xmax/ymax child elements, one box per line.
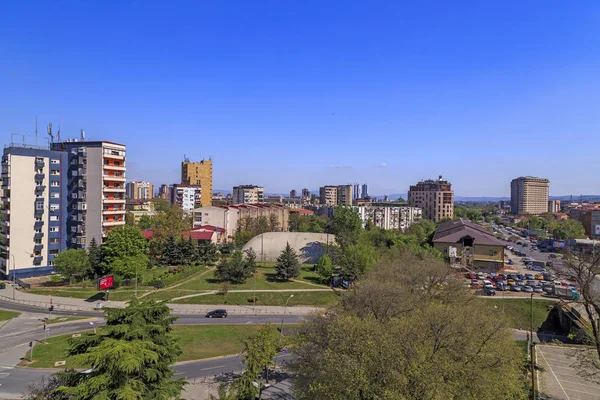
<box><xmin>0</xmin><ymin>373</ymin><xmax>10</xmax><ymax>378</ymax></box>
<box><xmin>200</xmin><ymin>365</ymin><xmax>225</xmax><ymax>371</ymax></box>
<box><xmin>538</xmin><ymin>348</ymin><xmax>571</xmax><ymax>400</ymax></box>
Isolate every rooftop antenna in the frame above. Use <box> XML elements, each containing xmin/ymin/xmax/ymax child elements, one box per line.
<box><xmin>47</xmin><ymin>123</ymin><xmax>54</xmax><ymax>143</ymax></box>
<box><xmin>35</xmin><ymin>116</ymin><xmax>38</xmax><ymax>137</ymax></box>
<box><xmin>57</xmin><ymin>122</ymin><xmax>61</xmax><ymax>142</ymax></box>
<box><xmin>81</xmin><ymin>129</ymin><xmax>85</xmax><ymax>141</ymax></box>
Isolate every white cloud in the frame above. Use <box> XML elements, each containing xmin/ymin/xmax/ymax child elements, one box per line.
<box><xmin>378</xmin><ymin>162</ymin><xmax>388</xmax><ymax>168</ymax></box>
<box><xmin>328</xmin><ymin>165</ymin><xmax>351</xmax><ymax>169</ymax></box>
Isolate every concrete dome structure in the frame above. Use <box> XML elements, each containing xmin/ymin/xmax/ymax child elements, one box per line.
<box><xmin>242</xmin><ymin>232</ymin><xmax>335</xmax><ymax>263</ymax></box>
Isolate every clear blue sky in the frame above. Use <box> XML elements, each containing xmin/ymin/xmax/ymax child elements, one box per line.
<box><xmin>1</xmin><ymin>1</ymin><xmax>599</xmax><ymax>197</ymax></box>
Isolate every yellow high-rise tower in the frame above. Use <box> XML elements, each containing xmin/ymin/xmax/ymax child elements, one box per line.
<box><xmin>181</xmin><ymin>158</ymin><xmax>212</xmax><ymax>207</ymax></box>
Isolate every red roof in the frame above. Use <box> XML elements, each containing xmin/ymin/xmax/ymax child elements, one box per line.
<box><xmin>182</xmin><ymin>231</ymin><xmax>214</xmax><ymax>241</ymax></box>
<box><xmin>195</xmin><ymin>225</ymin><xmax>217</xmax><ymax>231</ymax></box>
<box><xmin>289</xmin><ymin>209</ymin><xmax>314</xmax><ymax>215</ymax></box>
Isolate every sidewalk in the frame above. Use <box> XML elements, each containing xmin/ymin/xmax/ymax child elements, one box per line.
<box><xmin>0</xmin><ymin>287</ymin><xmax>323</xmax><ymax>315</ymax></box>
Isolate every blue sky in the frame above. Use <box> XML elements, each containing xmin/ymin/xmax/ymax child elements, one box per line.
<box><xmin>1</xmin><ymin>1</ymin><xmax>599</xmax><ymax>197</ymax></box>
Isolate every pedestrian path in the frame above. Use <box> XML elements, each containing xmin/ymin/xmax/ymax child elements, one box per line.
<box><xmin>0</xmin><ymin>286</ymin><xmax>324</xmax><ymax>315</ymax></box>
<box><xmin>170</xmin><ymin>288</ymin><xmax>333</xmax><ymax>301</ymax></box>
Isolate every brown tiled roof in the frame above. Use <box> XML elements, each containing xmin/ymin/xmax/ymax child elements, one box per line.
<box><xmin>433</xmin><ymin>219</ymin><xmax>505</xmax><ymax>246</ymax></box>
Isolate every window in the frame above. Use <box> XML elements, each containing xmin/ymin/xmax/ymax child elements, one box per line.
<box><xmin>51</xmin><ymin>170</ymin><xmax>60</xmax><ymax>175</ymax></box>
<box><xmin>50</xmin><ymin>159</ymin><xmax>59</xmax><ymax>164</ymax></box>
<box><xmin>50</xmin><ymin>182</ymin><xmax>59</xmax><ymax>187</ymax></box>
<box><xmin>51</xmin><ymin>192</ymin><xmax>59</xmax><ymax>198</ymax></box>
<box><xmin>50</xmin><ymin>216</ymin><xmax>58</xmax><ymax>221</ymax></box>
<box><xmin>35</xmin><ymin>181</ymin><xmax>42</xmax><ymax>186</ymax></box>
<box><xmin>72</xmin><ymin>170</ymin><xmax>78</xmax><ymax>177</ymax></box>
<box><xmin>49</xmin><ymin>249</ymin><xmax>59</xmax><ymax>255</ymax></box>
<box><xmin>50</xmin><ymin>238</ymin><xmax>59</xmax><ymax>244</ymax></box>
<box><xmin>35</xmin><ymin>239</ymin><xmax>41</xmax><ymax>244</ymax></box>
<box><xmin>35</xmin><ymin>202</ymin><xmax>44</xmax><ymax>210</ymax></box>
<box><xmin>35</xmin><ymin>229</ymin><xmax>42</xmax><ymax>233</ymax></box>
<box><xmin>36</xmin><ymin>169</ymin><xmax>43</xmax><ymax>174</ymax></box>
<box><xmin>489</xmin><ymin>250</ymin><xmax>494</xmax><ymax>256</ymax></box>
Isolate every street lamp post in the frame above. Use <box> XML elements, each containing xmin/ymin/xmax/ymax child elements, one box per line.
<box><xmin>89</xmin><ymin>321</ymin><xmax>96</xmax><ymax>334</ymax></box>
<box><xmin>8</xmin><ymin>253</ymin><xmax>15</xmax><ymax>300</ymax></box>
<box><xmin>280</xmin><ymin>294</ymin><xmax>294</xmax><ymax>336</ymax></box>
<box><xmin>530</xmin><ymin>293</ymin><xmax>535</xmax><ymax>398</ymax></box>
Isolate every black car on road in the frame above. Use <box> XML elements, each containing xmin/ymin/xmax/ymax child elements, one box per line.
<box><xmin>206</xmin><ymin>309</ymin><xmax>228</xmax><ymax>318</ymax></box>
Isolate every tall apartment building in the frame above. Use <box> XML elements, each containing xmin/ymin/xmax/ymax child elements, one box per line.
<box><xmin>170</xmin><ymin>184</ymin><xmax>201</xmax><ymax>212</ymax></box>
<box><xmin>232</xmin><ymin>185</ymin><xmax>264</xmax><ymax>205</ymax></box>
<box><xmin>353</xmin><ymin>184</ymin><xmax>362</xmax><ymax>200</ymax></box>
<box><xmin>51</xmin><ymin>140</ymin><xmax>127</xmax><ymax>248</ymax></box>
<box><xmin>362</xmin><ymin>184</ymin><xmax>369</xmax><ymax>198</ymax></box>
<box><xmin>181</xmin><ymin>158</ymin><xmax>212</xmax><ymax>207</ymax></box>
<box><xmin>510</xmin><ymin>176</ymin><xmax>549</xmax><ymax>215</ymax></box>
<box><xmin>0</xmin><ymin>144</ymin><xmax>68</xmax><ymax>278</ymax></box>
<box><xmin>408</xmin><ymin>176</ymin><xmax>454</xmax><ymax>221</ymax></box>
<box><xmin>548</xmin><ymin>200</ymin><xmax>561</xmax><ymax>213</ymax></box>
<box><xmin>319</xmin><ymin>185</ymin><xmax>353</xmax><ymax>206</ymax></box>
<box><xmin>355</xmin><ymin>205</ymin><xmax>422</xmax><ymax>231</ymax></box>
<box><xmin>301</xmin><ymin>188</ymin><xmax>311</xmax><ymax>199</ymax></box>
<box><xmin>290</xmin><ymin>189</ymin><xmax>297</xmax><ymax>198</ymax></box>
<box><xmin>126</xmin><ymin>181</ymin><xmax>153</xmax><ymax>200</ymax></box>
<box><xmin>158</xmin><ymin>184</ymin><xmax>169</xmax><ymax>200</ymax></box>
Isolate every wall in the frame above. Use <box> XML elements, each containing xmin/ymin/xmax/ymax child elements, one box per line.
<box><xmin>242</xmin><ymin>232</ymin><xmax>335</xmax><ymax>263</ymax></box>
<box><xmin>86</xmin><ymin>146</ymin><xmax>103</xmax><ymax>247</ymax></box>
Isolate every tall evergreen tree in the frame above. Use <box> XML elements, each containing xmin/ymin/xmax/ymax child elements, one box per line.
<box><xmin>196</xmin><ymin>241</ymin><xmax>218</xmax><ymax>265</ymax></box>
<box><xmin>246</xmin><ymin>247</ymin><xmax>257</xmax><ymax>272</ymax></box>
<box><xmin>215</xmin><ymin>251</ymin><xmax>253</xmax><ymax>284</ymax></box>
<box><xmin>275</xmin><ymin>242</ymin><xmax>300</xmax><ymax>280</ymax></box>
<box><xmin>57</xmin><ymin>299</ymin><xmax>185</xmax><ymax>399</ymax></box>
<box><xmin>162</xmin><ymin>234</ymin><xmax>183</xmax><ymax>266</ymax></box>
<box><xmin>179</xmin><ymin>237</ymin><xmax>196</xmax><ymax>265</ymax></box>
<box><xmin>87</xmin><ymin>237</ymin><xmax>103</xmax><ymax>278</ymax></box>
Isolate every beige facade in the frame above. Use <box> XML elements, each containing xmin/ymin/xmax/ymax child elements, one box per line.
<box><xmin>192</xmin><ymin>204</ymin><xmax>289</xmax><ymax>241</ymax></box>
<box><xmin>548</xmin><ymin>200</ymin><xmax>561</xmax><ymax>213</ymax></box>
<box><xmin>126</xmin><ymin>181</ymin><xmax>153</xmax><ymax>200</ymax></box>
<box><xmin>355</xmin><ymin>205</ymin><xmax>422</xmax><ymax>231</ymax></box>
<box><xmin>510</xmin><ymin>176</ymin><xmax>549</xmax><ymax>215</ymax></box>
<box><xmin>129</xmin><ymin>210</ymin><xmax>159</xmax><ymax>224</ymax></box>
<box><xmin>181</xmin><ymin>159</ymin><xmax>212</xmax><ymax>207</ymax></box>
<box><xmin>319</xmin><ymin>185</ymin><xmax>353</xmax><ymax>206</ymax></box>
<box><xmin>232</xmin><ymin>185</ymin><xmax>264</xmax><ymax>205</ymax></box>
<box><xmin>408</xmin><ymin>176</ymin><xmax>454</xmax><ymax>221</ymax></box>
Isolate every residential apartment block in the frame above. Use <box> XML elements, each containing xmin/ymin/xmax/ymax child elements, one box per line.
<box><xmin>232</xmin><ymin>185</ymin><xmax>264</xmax><ymax>205</ymax></box>
<box><xmin>355</xmin><ymin>205</ymin><xmax>422</xmax><ymax>231</ymax></box>
<box><xmin>0</xmin><ymin>144</ymin><xmax>68</xmax><ymax>278</ymax></box>
<box><xmin>510</xmin><ymin>176</ymin><xmax>549</xmax><ymax>215</ymax></box>
<box><xmin>126</xmin><ymin>181</ymin><xmax>153</xmax><ymax>200</ymax></box>
<box><xmin>408</xmin><ymin>176</ymin><xmax>454</xmax><ymax>221</ymax></box>
<box><xmin>319</xmin><ymin>185</ymin><xmax>353</xmax><ymax>206</ymax></box>
<box><xmin>192</xmin><ymin>204</ymin><xmax>289</xmax><ymax>240</ymax></box>
<box><xmin>301</xmin><ymin>188</ymin><xmax>311</xmax><ymax>199</ymax></box>
<box><xmin>51</xmin><ymin>140</ymin><xmax>127</xmax><ymax>248</ymax></box>
<box><xmin>181</xmin><ymin>158</ymin><xmax>212</xmax><ymax>207</ymax></box>
<box><xmin>170</xmin><ymin>184</ymin><xmax>201</xmax><ymax>212</ymax></box>
<box><xmin>158</xmin><ymin>184</ymin><xmax>169</xmax><ymax>200</ymax></box>
<box><xmin>548</xmin><ymin>200</ymin><xmax>561</xmax><ymax>213</ymax></box>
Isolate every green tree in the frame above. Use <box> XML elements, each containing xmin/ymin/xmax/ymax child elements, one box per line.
<box><xmin>275</xmin><ymin>242</ymin><xmax>300</xmax><ymax>280</ymax></box>
<box><xmin>291</xmin><ymin>249</ymin><xmax>528</xmax><ymax>399</ymax></box>
<box><xmin>110</xmin><ymin>255</ymin><xmax>148</xmax><ymax>280</ymax></box>
<box><xmin>137</xmin><ymin>215</ymin><xmax>154</xmax><ymax>230</ymax></box>
<box><xmin>151</xmin><ymin>198</ymin><xmax>170</xmax><ymax>212</ymax></box>
<box><xmin>179</xmin><ymin>237</ymin><xmax>196</xmax><ymax>265</ymax></box>
<box><xmin>268</xmin><ymin>214</ymin><xmax>279</xmax><ymax>231</ymax></box>
<box><xmin>102</xmin><ymin>225</ymin><xmax>149</xmax><ymax>277</ymax></box>
<box><xmin>235</xmin><ymin>324</ymin><xmax>281</xmax><ymax>399</ymax></box>
<box><xmin>331</xmin><ymin>206</ymin><xmax>362</xmax><ymax>249</ymax></box>
<box><xmin>234</xmin><ymin>230</ymin><xmax>255</xmax><ymax>247</ymax></box>
<box><xmin>407</xmin><ymin>223</ymin><xmax>425</xmax><ymax>242</ymax></box>
<box><xmin>125</xmin><ymin>212</ymin><xmax>135</xmax><ymax>226</ymax></box>
<box><xmin>550</xmin><ymin>218</ymin><xmax>586</xmax><ymax>240</ymax></box>
<box><xmin>162</xmin><ymin>235</ymin><xmax>183</xmax><ymax>266</ymax></box>
<box><xmin>215</xmin><ymin>251</ymin><xmax>254</xmax><ymax>284</ymax></box>
<box><xmin>53</xmin><ymin>249</ymin><xmax>91</xmax><ymax>284</ymax></box>
<box><xmin>246</xmin><ymin>247</ymin><xmax>257</xmax><ymax>271</ymax></box>
<box><xmin>87</xmin><ymin>238</ymin><xmax>103</xmax><ymax>278</ymax></box>
<box><xmin>152</xmin><ymin>206</ymin><xmax>187</xmax><ymax>239</ymax></box>
<box><xmin>339</xmin><ymin>243</ymin><xmax>377</xmax><ymax>281</ymax></box>
<box><xmin>466</xmin><ymin>208</ymin><xmax>483</xmax><ymax>221</ymax></box>
<box><xmin>56</xmin><ymin>299</ymin><xmax>185</xmax><ymax>399</ymax></box>
<box><xmin>196</xmin><ymin>241</ymin><xmax>218</xmax><ymax>265</ymax></box>
<box><xmin>316</xmin><ymin>254</ymin><xmax>333</xmax><ymax>283</ymax></box>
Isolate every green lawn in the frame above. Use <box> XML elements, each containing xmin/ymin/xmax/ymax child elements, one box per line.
<box><xmin>476</xmin><ymin>298</ymin><xmax>556</xmax><ymax>330</ymax></box>
<box><xmin>27</xmin><ymin>288</ymin><xmax>146</xmax><ymax>302</ymax></box>
<box><xmin>24</xmin><ymin>325</ymin><xmax>276</xmax><ymax>368</ymax></box>
<box><xmin>0</xmin><ymin>309</ymin><xmax>20</xmax><ymax>321</ymax></box>
<box><xmin>172</xmin><ymin>290</ymin><xmax>340</xmax><ymax>307</ymax></box>
<box><xmin>176</xmin><ymin>265</ymin><xmax>327</xmax><ymax>291</ymax></box>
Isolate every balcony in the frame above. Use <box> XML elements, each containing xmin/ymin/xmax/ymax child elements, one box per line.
<box><xmin>35</xmin><ymin>185</ymin><xmax>46</xmax><ymax>192</ymax></box>
<box><xmin>0</xmin><ymin>220</ymin><xmax>9</xmax><ymax>227</ymax></box>
<box><xmin>35</xmin><ymin>173</ymin><xmax>45</xmax><ymax>180</ymax></box>
<box><xmin>103</xmin><ymin>187</ymin><xmax>125</xmax><ymax>192</ymax></box>
<box><xmin>33</xmin><ymin>256</ymin><xmax>43</xmax><ymax>264</ymax></box>
<box><xmin>103</xmin><ymin>152</ymin><xmax>125</xmax><ymax>160</ymax></box>
<box><xmin>34</xmin><ymin>220</ymin><xmax>44</xmax><ymax>227</ymax></box>
<box><xmin>0</xmin><ymin>232</ymin><xmax>9</xmax><ymax>239</ymax></box>
<box><xmin>103</xmin><ymin>175</ymin><xmax>126</xmax><ymax>182</ymax></box>
<box><xmin>103</xmin><ymin>209</ymin><xmax>126</xmax><ymax>215</ymax></box>
<box><xmin>102</xmin><ymin>220</ymin><xmax>124</xmax><ymax>227</ymax></box>
<box><xmin>103</xmin><ymin>164</ymin><xmax>126</xmax><ymax>171</ymax></box>
<box><xmin>34</xmin><ymin>232</ymin><xmax>44</xmax><ymax>239</ymax></box>
<box><xmin>34</xmin><ymin>243</ymin><xmax>43</xmax><ymax>251</ymax></box>
<box><xmin>0</xmin><ymin>243</ymin><xmax>7</xmax><ymax>251</ymax></box>
<box><xmin>0</xmin><ymin>183</ymin><xmax>8</xmax><ymax>190</ymax></box>
<box><xmin>103</xmin><ymin>198</ymin><xmax>126</xmax><ymax>203</ymax></box>
<box><xmin>34</xmin><ymin>208</ymin><xmax>44</xmax><ymax>215</ymax></box>
<box><xmin>1</xmin><ymin>197</ymin><xmax>9</xmax><ymax>202</ymax></box>
<box><xmin>35</xmin><ymin>160</ymin><xmax>45</xmax><ymax>168</ymax></box>
<box><xmin>0</xmin><ymin>209</ymin><xmax>9</xmax><ymax>215</ymax></box>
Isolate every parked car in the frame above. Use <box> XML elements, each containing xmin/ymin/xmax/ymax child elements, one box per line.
<box><xmin>510</xmin><ymin>285</ymin><xmax>522</xmax><ymax>292</ymax></box>
<box><xmin>477</xmin><ymin>288</ymin><xmax>496</xmax><ymax>296</ymax></box>
<box><xmin>525</xmin><ymin>274</ymin><xmax>535</xmax><ymax>280</ymax></box>
<box><xmin>516</xmin><ymin>280</ymin><xmax>525</xmax><ymax>286</ymax></box>
<box><xmin>517</xmin><ymin>274</ymin><xmax>525</xmax><ymax>280</ymax></box>
<box><xmin>527</xmin><ymin>280</ymin><xmax>537</xmax><ymax>287</ymax></box>
<box><xmin>533</xmin><ymin>286</ymin><xmax>543</xmax><ymax>293</ymax></box>
<box><xmin>522</xmin><ymin>285</ymin><xmax>534</xmax><ymax>293</ymax></box>
<box><xmin>507</xmin><ymin>259</ymin><xmax>514</xmax><ymax>265</ymax></box>
<box><xmin>542</xmin><ymin>286</ymin><xmax>554</xmax><ymax>294</ymax></box>
<box><xmin>476</xmin><ymin>273</ymin><xmax>485</xmax><ymax>280</ymax></box>
<box><xmin>471</xmin><ymin>279</ymin><xmax>480</xmax><ymax>286</ymax></box>
<box><xmin>205</xmin><ymin>309</ymin><xmax>228</xmax><ymax>318</ymax></box>
<box><xmin>466</xmin><ymin>273</ymin><xmax>477</xmax><ymax>280</ymax></box>
<box><xmin>496</xmin><ymin>282</ymin><xmax>508</xmax><ymax>291</ymax></box>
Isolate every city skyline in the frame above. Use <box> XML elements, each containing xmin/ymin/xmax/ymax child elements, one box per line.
<box><xmin>2</xmin><ymin>2</ymin><xmax>600</xmax><ymax>196</ymax></box>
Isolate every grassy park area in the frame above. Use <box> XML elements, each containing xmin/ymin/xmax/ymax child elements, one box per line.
<box><xmin>171</xmin><ymin>290</ymin><xmax>340</xmax><ymax>307</ymax></box>
<box><xmin>0</xmin><ymin>309</ymin><xmax>20</xmax><ymax>321</ymax></box>
<box><xmin>476</xmin><ymin>298</ymin><xmax>556</xmax><ymax>330</ymax></box>
<box><xmin>23</xmin><ymin>324</ymin><xmax>282</xmax><ymax>368</ymax></box>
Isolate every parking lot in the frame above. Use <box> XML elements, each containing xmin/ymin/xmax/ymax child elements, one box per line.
<box><xmin>537</xmin><ymin>345</ymin><xmax>600</xmax><ymax>400</ymax></box>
